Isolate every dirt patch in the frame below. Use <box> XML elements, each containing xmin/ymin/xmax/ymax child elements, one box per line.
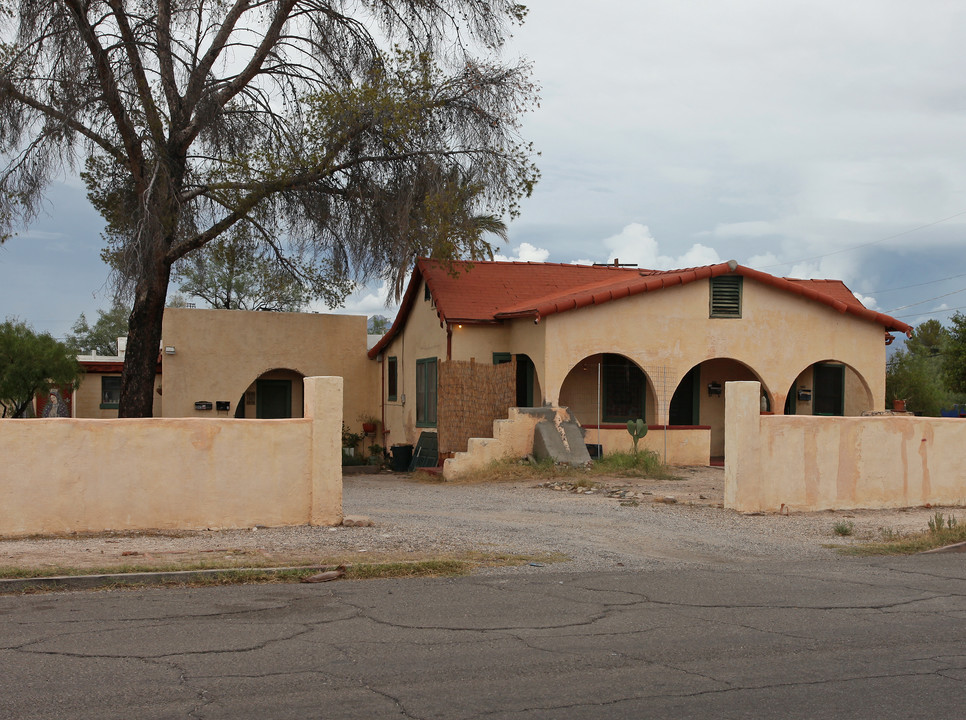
<box><xmin>1</xmin><ymin>468</ymin><xmax>962</xmax><ymax>574</ymax></box>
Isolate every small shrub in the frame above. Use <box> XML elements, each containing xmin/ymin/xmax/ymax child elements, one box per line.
<box><xmin>927</xmin><ymin>512</ymin><xmax>958</xmax><ymax>533</ymax></box>
<box><xmin>592</xmin><ymin>450</ymin><xmax>668</xmax><ymax>478</ymax></box>
<box><xmin>833</xmin><ymin>521</ymin><xmax>855</xmax><ymax>537</ymax></box>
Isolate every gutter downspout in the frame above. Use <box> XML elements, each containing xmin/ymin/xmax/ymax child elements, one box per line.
<box><xmin>380</xmin><ymin>354</ymin><xmax>386</xmax><ymax>449</ymax></box>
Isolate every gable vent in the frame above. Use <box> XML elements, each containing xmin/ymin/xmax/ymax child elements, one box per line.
<box><xmin>710</xmin><ymin>276</ymin><xmax>742</xmax><ymax>318</ymax></box>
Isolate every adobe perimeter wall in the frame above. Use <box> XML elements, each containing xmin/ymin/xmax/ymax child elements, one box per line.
<box><xmin>725</xmin><ymin>381</ymin><xmax>966</xmax><ymax>512</ymax></box>
<box><xmin>0</xmin><ymin>377</ymin><xmax>343</xmax><ymax>536</ymax></box>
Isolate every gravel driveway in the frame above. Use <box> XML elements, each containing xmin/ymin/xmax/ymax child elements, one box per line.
<box><xmin>2</xmin><ymin>468</ymin><xmax>955</xmax><ymax>574</ymax></box>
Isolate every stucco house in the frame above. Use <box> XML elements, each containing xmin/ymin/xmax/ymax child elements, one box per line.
<box><xmin>72</xmin><ymin>309</ymin><xmax>378</xmax><ymax>432</ymax></box>
<box><xmin>368</xmin><ymin>258</ymin><xmax>912</xmax><ymax>465</ymax></box>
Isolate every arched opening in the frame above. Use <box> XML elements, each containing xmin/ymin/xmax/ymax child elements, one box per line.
<box><xmin>234</xmin><ymin>368</ymin><xmax>305</xmax><ymax>418</ymax></box>
<box><xmin>675</xmin><ymin>358</ymin><xmax>770</xmax><ymax>462</ymax></box>
<box><xmin>784</xmin><ymin>361</ymin><xmax>874</xmax><ymax>416</ymax></box>
<box><xmin>559</xmin><ymin>353</ymin><xmax>655</xmax><ymax>426</ymax></box>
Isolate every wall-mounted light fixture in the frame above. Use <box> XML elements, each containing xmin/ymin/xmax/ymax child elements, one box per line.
<box><xmin>707</xmin><ymin>381</ymin><xmax>723</xmax><ymax>397</ymax></box>
<box><xmin>164</xmin><ymin>346</ymin><xmax>176</xmax><ymax>355</ymax></box>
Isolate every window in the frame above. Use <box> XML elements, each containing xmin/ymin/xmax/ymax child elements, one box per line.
<box><xmin>415</xmin><ymin>357</ymin><xmax>438</xmax><ymax>427</ymax></box>
<box><xmin>100</xmin><ymin>376</ymin><xmax>121</xmax><ymax>409</ymax></box>
<box><xmin>710</xmin><ymin>276</ymin><xmax>742</xmax><ymax>318</ymax></box>
<box><xmin>387</xmin><ymin>356</ymin><xmax>398</xmax><ymax>401</ymax></box>
<box><xmin>602</xmin><ymin>354</ymin><xmax>646</xmax><ymax>423</ymax></box>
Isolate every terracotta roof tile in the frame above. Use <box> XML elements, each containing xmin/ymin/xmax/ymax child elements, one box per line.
<box><xmin>367</xmin><ymin>259</ymin><xmax>912</xmax><ymax>358</ymax></box>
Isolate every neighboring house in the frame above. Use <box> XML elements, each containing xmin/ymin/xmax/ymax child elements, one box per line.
<box><xmin>368</xmin><ymin>259</ymin><xmax>912</xmax><ymax>464</ymax></box>
<box><xmin>74</xmin><ymin>338</ymin><xmax>163</xmax><ymax>418</ymax></box>
<box><xmin>73</xmin><ymin>309</ymin><xmax>378</xmax><ymax>429</ymax></box>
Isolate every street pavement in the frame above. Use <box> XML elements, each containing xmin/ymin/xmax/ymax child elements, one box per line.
<box><xmin>2</xmin><ymin>553</ymin><xmax>965</xmax><ymax>719</ymax></box>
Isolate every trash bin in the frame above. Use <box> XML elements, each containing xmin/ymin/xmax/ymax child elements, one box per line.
<box><xmin>390</xmin><ymin>444</ymin><xmax>413</xmax><ymax>472</ymax></box>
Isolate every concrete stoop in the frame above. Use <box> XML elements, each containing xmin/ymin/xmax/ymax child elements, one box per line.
<box><xmin>443</xmin><ymin>407</ymin><xmax>589</xmax><ymax>480</ymax></box>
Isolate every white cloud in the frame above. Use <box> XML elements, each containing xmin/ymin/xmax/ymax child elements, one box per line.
<box><xmin>599</xmin><ymin>223</ymin><xmax>722</xmax><ymax>270</ymax></box>
<box><xmin>317</xmin><ymin>279</ymin><xmax>399</xmax><ymax>319</ymax></box>
<box><xmin>852</xmin><ymin>292</ymin><xmax>879</xmax><ymax>310</ymax></box>
<box><xmin>493</xmin><ymin>242</ymin><xmax>550</xmax><ymax>263</ymax></box>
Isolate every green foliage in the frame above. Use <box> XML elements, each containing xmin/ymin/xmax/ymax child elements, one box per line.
<box><xmin>173</xmin><ymin>228</ymin><xmax>352</xmax><ymax>312</ymax></box>
<box><xmin>943</xmin><ymin>313</ymin><xmax>966</xmax><ymax>395</ymax></box>
<box><xmin>368</xmin><ymin>315</ymin><xmax>392</xmax><ymax>334</ymax></box>
<box><xmin>886</xmin><ymin>348</ymin><xmax>951</xmax><ymax>416</ymax></box>
<box><xmin>592</xmin><ymin>450</ymin><xmax>668</xmax><ymax>478</ymax></box>
<box><xmin>0</xmin><ymin>0</ymin><xmax>538</xmax><ymax>416</ymax></box>
<box><xmin>927</xmin><ymin>512</ymin><xmax>958</xmax><ymax>534</ymax></box>
<box><xmin>833</xmin><ymin>521</ymin><xmax>855</xmax><ymax>537</ymax></box>
<box><xmin>886</xmin><ymin>319</ymin><xmax>960</xmax><ymax>416</ymax></box>
<box><xmin>845</xmin><ymin>513</ymin><xmax>966</xmax><ymax>555</ymax></box>
<box><xmin>65</xmin><ymin>302</ymin><xmax>130</xmax><ymax>356</ymax></box>
<box><xmin>626</xmin><ymin>418</ymin><xmax>648</xmax><ymax>453</ymax></box>
<box><xmin>0</xmin><ymin>319</ymin><xmax>81</xmax><ymax>418</ymax></box>
<box><xmin>341</xmin><ymin>423</ymin><xmax>364</xmax><ymax>449</ymax></box>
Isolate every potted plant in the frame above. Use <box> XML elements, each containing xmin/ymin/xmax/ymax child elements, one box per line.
<box><xmin>342</xmin><ymin>423</ymin><xmax>364</xmax><ymax>459</ymax></box>
<box><xmin>367</xmin><ymin>444</ymin><xmax>385</xmax><ymax>467</ymax></box>
<box><xmin>358</xmin><ymin>412</ymin><xmax>379</xmax><ymax>434</ymax></box>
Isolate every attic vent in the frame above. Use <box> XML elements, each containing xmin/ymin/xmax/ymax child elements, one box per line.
<box><xmin>710</xmin><ymin>276</ymin><xmax>742</xmax><ymax>318</ymax></box>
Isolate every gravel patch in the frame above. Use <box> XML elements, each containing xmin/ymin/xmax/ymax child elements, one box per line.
<box><xmin>1</xmin><ymin>468</ymin><xmax>959</xmax><ymax>574</ymax></box>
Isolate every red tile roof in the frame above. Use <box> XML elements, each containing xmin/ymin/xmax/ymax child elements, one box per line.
<box><xmin>367</xmin><ymin>259</ymin><xmax>911</xmax><ymax>358</ymax></box>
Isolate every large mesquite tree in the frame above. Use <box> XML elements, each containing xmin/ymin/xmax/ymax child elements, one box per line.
<box><xmin>0</xmin><ymin>0</ymin><xmax>538</xmax><ymax>416</ymax></box>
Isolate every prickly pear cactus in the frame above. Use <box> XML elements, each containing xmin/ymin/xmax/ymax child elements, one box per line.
<box><xmin>626</xmin><ymin>418</ymin><xmax>648</xmax><ymax>453</ymax></box>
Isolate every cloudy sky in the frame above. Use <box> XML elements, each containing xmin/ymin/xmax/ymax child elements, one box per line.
<box><xmin>3</xmin><ymin>0</ymin><xmax>966</xmax><ymax>336</ymax></box>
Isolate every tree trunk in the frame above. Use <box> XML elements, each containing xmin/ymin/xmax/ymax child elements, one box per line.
<box><xmin>119</xmin><ymin>244</ymin><xmax>172</xmax><ymax>418</ymax></box>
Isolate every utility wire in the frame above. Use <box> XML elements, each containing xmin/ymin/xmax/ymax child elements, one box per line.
<box><xmin>894</xmin><ymin>305</ymin><xmax>966</xmax><ymax>320</ymax></box>
<box><xmin>866</xmin><ymin>271</ymin><xmax>966</xmax><ymax>296</ymax></box>
<box><xmin>759</xmin><ymin>209</ymin><xmax>966</xmax><ymax>270</ymax></box>
<box><xmin>885</xmin><ymin>286</ymin><xmax>966</xmax><ymax>314</ymax></box>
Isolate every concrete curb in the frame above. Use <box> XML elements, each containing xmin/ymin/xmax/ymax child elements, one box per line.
<box><xmin>0</xmin><ymin>565</ymin><xmax>328</xmax><ymax>593</ymax></box>
<box><xmin>920</xmin><ymin>541</ymin><xmax>966</xmax><ymax>554</ymax></box>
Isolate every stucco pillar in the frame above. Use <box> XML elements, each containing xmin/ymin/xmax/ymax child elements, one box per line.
<box><xmin>304</xmin><ymin>376</ymin><xmax>343</xmax><ymax>525</ymax></box>
<box><xmin>724</xmin><ymin>381</ymin><xmax>763</xmax><ymax>512</ymax></box>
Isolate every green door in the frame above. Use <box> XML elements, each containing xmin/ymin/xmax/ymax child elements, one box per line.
<box><xmin>256</xmin><ymin>379</ymin><xmax>292</xmax><ymax>418</ymax></box>
<box><xmin>813</xmin><ymin>364</ymin><xmax>844</xmax><ymax>416</ymax></box>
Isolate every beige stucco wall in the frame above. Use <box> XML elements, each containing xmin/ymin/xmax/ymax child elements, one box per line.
<box><xmin>74</xmin><ymin>372</ymin><xmax>163</xmax><ymax>418</ymax></box>
<box><xmin>161</xmin><ymin>309</ymin><xmax>376</xmax><ymax>432</ymax></box>
<box><xmin>0</xmin><ymin>377</ymin><xmax>343</xmax><ymax>536</ymax></box>
<box><xmin>379</xmin><ymin>273</ymin><xmax>889</xmax><ymax>463</ymax></box>
<box><xmin>541</xmin><ymin>279</ymin><xmax>886</xmax><ymax>416</ymax></box>
<box><xmin>587</xmin><ymin>427</ymin><xmax>711</xmax><ymax>466</ymax></box>
<box><xmin>725</xmin><ymin>381</ymin><xmax>966</xmax><ymax>512</ymax></box>
<box><xmin>378</xmin><ymin>279</ymin><xmax>448</xmax><ymax>448</ymax></box>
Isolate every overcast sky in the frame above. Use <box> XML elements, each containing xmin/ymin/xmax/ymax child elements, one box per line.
<box><xmin>3</xmin><ymin>0</ymin><xmax>966</xmax><ymax>337</ymax></box>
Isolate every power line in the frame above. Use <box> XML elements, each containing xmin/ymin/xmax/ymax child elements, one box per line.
<box><xmin>759</xmin><ymin>209</ymin><xmax>966</xmax><ymax>270</ymax></box>
<box><xmin>865</xmin><ymin>271</ymin><xmax>966</xmax><ymax>296</ymax></box>
<box><xmin>884</xmin><ymin>286</ymin><xmax>966</xmax><ymax>314</ymax></box>
<box><xmin>894</xmin><ymin>305</ymin><xmax>966</xmax><ymax>320</ymax></box>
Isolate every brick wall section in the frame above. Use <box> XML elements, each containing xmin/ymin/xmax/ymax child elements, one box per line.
<box><xmin>438</xmin><ymin>359</ymin><xmax>515</xmax><ymax>453</ymax></box>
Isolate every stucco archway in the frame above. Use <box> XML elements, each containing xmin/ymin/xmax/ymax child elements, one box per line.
<box><xmin>783</xmin><ymin>360</ymin><xmax>875</xmax><ymax>416</ymax></box>
<box><xmin>671</xmin><ymin>358</ymin><xmax>771</xmax><ymax>461</ymax></box>
<box><xmin>558</xmin><ymin>353</ymin><xmax>658</xmax><ymax>427</ymax></box>
<box><xmin>234</xmin><ymin>368</ymin><xmax>306</xmax><ymax>418</ymax></box>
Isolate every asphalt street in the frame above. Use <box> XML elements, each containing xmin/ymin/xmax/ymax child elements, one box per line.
<box><xmin>2</xmin><ymin>554</ymin><xmax>965</xmax><ymax>719</ymax></box>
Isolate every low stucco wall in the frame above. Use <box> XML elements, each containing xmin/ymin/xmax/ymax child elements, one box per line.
<box><xmin>725</xmin><ymin>381</ymin><xmax>966</xmax><ymax>512</ymax></box>
<box><xmin>585</xmin><ymin>427</ymin><xmax>711</xmax><ymax>466</ymax></box>
<box><xmin>0</xmin><ymin>377</ymin><xmax>343</xmax><ymax>536</ymax></box>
